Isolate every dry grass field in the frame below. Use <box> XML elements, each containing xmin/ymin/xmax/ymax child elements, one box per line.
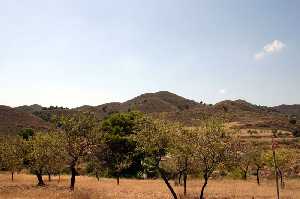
<box><xmin>0</xmin><ymin>173</ymin><xmax>299</xmax><ymax>199</ymax></box>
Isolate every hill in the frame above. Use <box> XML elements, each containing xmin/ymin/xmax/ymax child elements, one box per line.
<box><xmin>75</xmin><ymin>91</ymin><xmax>201</xmax><ymax>119</ymax></box>
<box><xmin>274</xmin><ymin>104</ymin><xmax>300</xmax><ymax>118</ymax></box>
<box><xmin>2</xmin><ymin>91</ymin><xmax>299</xmax><ymax>136</ymax></box>
<box><xmin>15</xmin><ymin>104</ymin><xmax>43</xmax><ymax>113</ymax></box>
<box><xmin>0</xmin><ymin>106</ymin><xmax>50</xmax><ymax>135</ymax></box>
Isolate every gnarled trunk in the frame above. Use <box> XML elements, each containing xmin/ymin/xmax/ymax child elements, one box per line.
<box><xmin>36</xmin><ymin>171</ymin><xmax>45</xmax><ymax>186</ymax></box>
<box><xmin>158</xmin><ymin>167</ymin><xmax>178</xmax><ymax>199</ymax></box>
<box><xmin>199</xmin><ymin>175</ymin><xmax>208</xmax><ymax>199</ymax></box>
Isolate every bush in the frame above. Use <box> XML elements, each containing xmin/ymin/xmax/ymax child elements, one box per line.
<box><xmin>292</xmin><ymin>128</ymin><xmax>300</xmax><ymax>137</ymax></box>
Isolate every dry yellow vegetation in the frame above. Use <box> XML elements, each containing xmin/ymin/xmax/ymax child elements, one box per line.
<box><xmin>0</xmin><ymin>173</ymin><xmax>299</xmax><ymax>199</ymax></box>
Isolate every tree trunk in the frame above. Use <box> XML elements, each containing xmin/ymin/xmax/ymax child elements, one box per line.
<box><xmin>70</xmin><ymin>166</ymin><xmax>76</xmax><ymax>190</ymax></box>
<box><xmin>183</xmin><ymin>172</ymin><xmax>187</xmax><ymax>195</ymax></box>
<box><xmin>242</xmin><ymin>169</ymin><xmax>247</xmax><ymax>180</ymax></box>
<box><xmin>278</xmin><ymin>169</ymin><xmax>285</xmax><ymax>189</ymax></box>
<box><xmin>199</xmin><ymin>175</ymin><xmax>208</xmax><ymax>199</ymax></box>
<box><xmin>178</xmin><ymin>172</ymin><xmax>182</xmax><ymax>186</ymax></box>
<box><xmin>48</xmin><ymin>172</ymin><xmax>51</xmax><ymax>182</ymax></box>
<box><xmin>58</xmin><ymin>173</ymin><xmax>61</xmax><ymax>183</ymax></box>
<box><xmin>36</xmin><ymin>172</ymin><xmax>45</xmax><ymax>186</ymax></box>
<box><xmin>256</xmin><ymin>167</ymin><xmax>260</xmax><ymax>185</ymax></box>
<box><xmin>11</xmin><ymin>172</ymin><xmax>14</xmax><ymax>182</ymax></box>
<box><xmin>158</xmin><ymin>167</ymin><xmax>178</xmax><ymax>199</ymax></box>
<box><xmin>117</xmin><ymin>174</ymin><xmax>120</xmax><ymax>185</ymax></box>
<box><xmin>96</xmin><ymin>171</ymin><xmax>100</xmax><ymax>181</ymax></box>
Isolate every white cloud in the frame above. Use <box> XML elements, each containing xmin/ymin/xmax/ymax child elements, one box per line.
<box><xmin>219</xmin><ymin>89</ymin><xmax>226</xmax><ymax>94</ymax></box>
<box><xmin>254</xmin><ymin>40</ymin><xmax>286</xmax><ymax>60</ymax></box>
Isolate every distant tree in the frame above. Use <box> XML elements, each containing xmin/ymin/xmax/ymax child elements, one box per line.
<box><xmin>289</xmin><ymin>115</ymin><xmax>297</xmax><ymax>125</ymax></box>
<box><xmin>247</xmin><ymin>129</ymin><xmax>258</xmax><ymax>136</ymax></box>
<box><xmin>272</xmin><ymin>129</ymin><xmax>278</xmax><ymax>138</ymax></box>
<box><xmin>292</xmin><ymin>128</ymin><xmax>300</xmax><ymax>137</ymax></box>
<box><xmin>0</xmin><ymin>136</ymin><xmax>24</xmax><ymax>181</ymax></box>
<box><xmin>264</xmin><ymin>148</ymin><xmax>296</xmax><ymax>189</ymax></box>
<box><xmin>56</xmin><ymin>113</ymin><xmax>101</xmax><ymax>190</ymax></box>
<box><xmin>235</xmin><ymin>142</ymin><xmax>252</xmax><ymax>180</ymax></box>
<box><xmin>249</xmin><ymin>144</ymin><xmax>265</xmax><ymax>185</ymax></box>
<box><xmin>18</xmin><ymin>128</ymin><xmax>34</xmax><ymax>140</ymax></box>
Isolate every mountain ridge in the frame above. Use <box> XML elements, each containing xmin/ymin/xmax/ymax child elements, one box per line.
<box><xmin>1</xmin><ymin>91</ymin><xmax>299</xmax><ymax>135</ymax></box>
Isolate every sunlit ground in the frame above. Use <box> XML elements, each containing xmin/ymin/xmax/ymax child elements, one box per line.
<box><xmin>0</xmin><ymin>173</ymin><xmax>299</xmax><ymax>199</ymax></box>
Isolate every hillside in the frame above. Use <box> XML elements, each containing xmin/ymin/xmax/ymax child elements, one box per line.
<box><xmin>75</xmin><ymin>91</ymin><xmax>201</xmax><ymax>119</ymax></box>
<box><xmin>274</xmin><ymin>104</ymin><xmax>300</xmax><ymax>118</ymax></box>
<box><xmin>2</xmin><ymin>91</ymin><xmax>299</xmax><ymax>136</ymax></box>
<box><xmin>15</xmin><ymin>104</ymin><xmax>43</xmax><ymax>113</ymax></box>
<box><xmin>0</xmin><ymin>106</ymin><xmax>50</xmax><ymax>135</ymax></box>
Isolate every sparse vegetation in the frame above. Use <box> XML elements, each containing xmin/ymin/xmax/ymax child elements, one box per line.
<box><xmin>0</xmin><ymin>92</ymin><xmax>300</xmax><ymax>198</ymax></box>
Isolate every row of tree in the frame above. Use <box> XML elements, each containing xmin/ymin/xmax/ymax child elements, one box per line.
<box><xmin>0</xmin><ymin>111</ymin><xmax>298</xmax><ymax>199</ymax></box>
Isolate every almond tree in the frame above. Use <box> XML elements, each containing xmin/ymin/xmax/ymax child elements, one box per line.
<box><xmin>169</xmin><ymin>124</ymin><xmax>197</xmax><ymax>195</ymax></box>
<box><xmin>264</xmin><ymin>148</ymin><xmax>296</xmax><ymax>189</ymax></box>
<box><xmin>235</xmin><ymin>141</ymin><xmax>252</xmax><ymax>180</ymax></box>
<box><xmin>0</xmin><ymin>136</ymin><xmax>24</xmax><ymax>181</ymax></box>
<box><xmin>134</xmin><ymin>116</ymin><xmax>178</xmax><ymax>199</ymax></box>
<box><xmin>57</xmin><ymin>113</ymin><xmax>102</xmax><ymax>190</ymax></box>
<box><xmin>190</xmin><ymin>119</ymin><xmax>233</xmax><ymax>199</ymax></box>
<box><xmin>26</xmin><ymin>131</ymin><xmax>67</xmax><ymax>186</ymax></box>
<box><xmin>249</xmin><ymin>144</ymin><xmax>265</xmax><ymax>185</ymax></box>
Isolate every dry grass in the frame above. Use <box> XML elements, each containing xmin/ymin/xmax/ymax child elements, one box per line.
<box><xmin>0</xmin><ymin>173</ymin><xmax>299</xmax><ymax>199</ymax></box>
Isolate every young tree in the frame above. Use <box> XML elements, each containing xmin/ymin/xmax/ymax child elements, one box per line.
<box><xmin>57</xmin><ymin>113</ymin><xmax>101</xmax><ymax>190</ymax></box>
<box><xmin>235</xmin><ymin>142</ymin><xmax>252</xmax><ymax>180</ymax></box>
<box><xmin>134</xmin><ymin>116</ymin><xmax>179</xmax><ymax>199</ymax></box>
<box><xmin>0</xmin><ymin>136</ymin><xmax>24</xmax><ymax>181</ymax></box>
<box><xmin>26</xmin><ymin>131</ymin><xmax>67</xmax><ymax>186</ymax></box>
<box><xmin>249</xmin><ymin>144</ymin><xmax>265</xmax><ymax>185</ymax></box>
<box><xmin>264</xmin><ymin>148</ymin><xmax>296</xmax><ymax>189</ymax></box>
<box><xmin>190</xmin><ymin>119</ymin><xmax>233</xmax><ymax>199</ymax></box>
<box><xmin>169</xmin><ymin>124</ymin><xmax>197</xmax><ymax>195</ymax></box>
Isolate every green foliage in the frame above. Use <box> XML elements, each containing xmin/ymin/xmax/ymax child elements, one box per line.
<box><xmin>190</xmin><ymin>119</ymin><xmax>232</xmax><ymax>178</ymax></box>
<box><xmin>57</xmin><ymin>113</ymin><xmax>102</xmax><ymax>166</ymax></box>
<box><xmin>134</xmin><ymin>116</ymin><xmax>171</xmax><ymax>164</ymax></box>
<box><xmin>26</xmin><ymin>131</ymin><xmax>67</xmax><ymax>175</ymax></box>
<box><xmin>0</xmin><ymin>136</ymin><xmax>24</xmax><ymax>173</ymax></box>
<box><xmin>18</xmin><ymin>128</ymin><xmax>34</xmax><ymax>140</ymax></box>
<box><xmin>56</xmin><ymin>112</ymin><xmax>103</xmax><ymax>189</ymax></box>
<box><xmin>292</xmin><ymin>128</ymin><xmax>300</xmax><ymax>137</ymax></box>
<box><xmin>99</xmin><ymin>112</ymin><xmax>144</xmax><ymax>178</ymax></box>
<box><xmin>264</xmin><ymin>148</ymin><xmax>296</xmax><ymax>174</ymax></box>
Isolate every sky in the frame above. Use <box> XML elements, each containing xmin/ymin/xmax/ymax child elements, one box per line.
<box><xmin>0</xmin><ymin>0</ymin><xmax>299</xmax><ymax>108</ymax></box>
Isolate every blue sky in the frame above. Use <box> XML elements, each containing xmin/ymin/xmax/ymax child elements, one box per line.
<box><xmin>0</xmin><ymin>0</ymin><xmax>299</xmax><ymax>107</ymax></box>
